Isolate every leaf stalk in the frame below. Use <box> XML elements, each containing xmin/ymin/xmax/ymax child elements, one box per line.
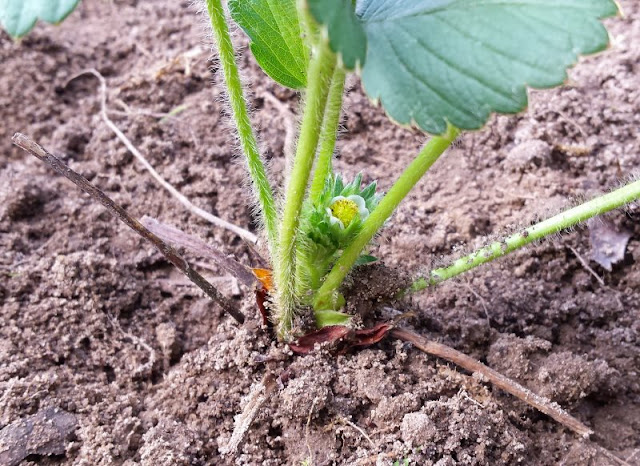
<box><xmin>205</xmin><ymin>0</ymin><xmax>278</xmax><ymax>254</ymax></box>
<box><xmin>309</xmin><ymin>66</ymin><xmax>347</xmax><ymax>202</ymax></box>
<box><xmin>313</xmin><ymin>124</ymin><xmax>460</xmax><ymax>310</ymax></box>
<box><xmin>274</xmin><ymin>42</ymin><xmax>337</xmax><ymax>338</ymax></box>
<box><xmin>408</xmin><ymin>178</ymin><xmax>640</xmax><ymax>294</ymax></box>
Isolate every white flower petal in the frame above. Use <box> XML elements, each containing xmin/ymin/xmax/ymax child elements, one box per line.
<box><xmin>326</xmin><ymin>207</ymin><xmax>345</xmax><ymax>229</ymax></box>
<box><xmin>347</xmin><ymin>194</ymin><xmax>370</xmax><ymax>221</ymax></box>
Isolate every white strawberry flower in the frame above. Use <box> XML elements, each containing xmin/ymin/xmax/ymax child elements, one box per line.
<box><xmin>326</xmin><ymin>194</ymin><xmax>370</xmax><ymax>229</ymax></box>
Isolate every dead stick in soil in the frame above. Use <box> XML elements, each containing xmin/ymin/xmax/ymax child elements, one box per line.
<box><xmin>107</xmin><ymin>313</ymin><xmax>157</xmax><ymax>376</ymax></box>
<box><xmin>391</xmin><ymin>327</ymin><xmax>593</xmax><ymax>438</ymax></box>
<box><xmin>222</xmin><ymin>371</ymin><xmax>278</xmax><ymax>455</ymax></box>
<box><xmin>596</xmin><ymin>445</ymin><xmax>634</xmax><ymax>466</ymax></box>
<box><xmin>65</xmin><ymin>68</ymin><xmax>258</xmax><ymax>244</ymax></box>
<box><xmin>567</xmin><ymin>245</ymin><xmax>605</xmax><ymax>286</ymax></box>
<box><xmin>12</xmin><ymin>133</ymin><xmax>245</xmax><ymax>324</ymax></box>
<box><xmin>338</xmin><ymin>417</ymin><xmax>375</xmax><ymax>449</ymax></box>
<box><xmin>141</xmin><ymin>215</ymin><xmax>258</xmax><ymax>287</ymax></box>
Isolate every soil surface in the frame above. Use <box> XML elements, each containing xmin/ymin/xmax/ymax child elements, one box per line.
<box><xmin>1</xmin><ymin>1</ymin><xmax>639</xmax><ymax>465</ymax></box>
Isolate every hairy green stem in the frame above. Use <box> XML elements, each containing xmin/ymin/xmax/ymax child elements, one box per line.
<box><xmin>297</xmin><ymin>0</ymin><xmax>318</xmax><ymax>48</ymax></box>
<box><xmin>274</xmin><ymin>43</ymin><xmax>337</xmax><ymax>338</ymax></box>
<box><xmin>313</xmin><ymin>124</ymin><xmax>460</xmax><ymax>311</ymax></box>
<box><xmin>205</xmin><ymin>0</ymin><xmax>278</xmax><ymax>253</ymax></box>
<box><xmin>408</xmin><ymin>178</ymin><xmax>640</xmax><ymax>293</ymax></box>
<box><xmin>294</xmin><ymin>246</ymin><xmax>333</xmax><ymax>302</ymax></box>
<box><xmin>309</xmin><ymin>66</ymin><xmax>347</xmax><ymax>202</ymax></box>
<box><xmin>293</xmin><ymin>67</ymin><xmax>346</xmax><ymax>303</ymax></box>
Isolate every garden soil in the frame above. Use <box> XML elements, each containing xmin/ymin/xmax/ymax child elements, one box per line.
<box><xmin>1</xmin><ymin>1</ymin><xmax>639</xmax><ymax>465</ymax></box>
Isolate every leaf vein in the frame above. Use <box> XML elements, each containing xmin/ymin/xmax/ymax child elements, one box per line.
<box><xmin>382</xmin><ymin>26</ymin><xmax>479</xmax><ymax>125</ymax></box>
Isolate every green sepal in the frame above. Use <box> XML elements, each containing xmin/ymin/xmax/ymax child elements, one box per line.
<box><xmin>354</xmin><ymin>254</ymin><xmax>378</xmax><ymax>266</ymax></box>
<box><xmin>309</xmin><ymin>173</ymin><xmax>381</xmax><ymax>250</ymax></box>
<box><xmin>315</xmin><ymin>308</ymin><xmax>351</xmax><ymax>328</ymax></box>
<box><xmin>359</xmin><ymin>181</ymin><xmax>377</xmax><ymax>201</ymax></box>
<box><xmin>296</xmin><ymin>172</ymin><xmax>382</xmax><ymax>308</ymax></box>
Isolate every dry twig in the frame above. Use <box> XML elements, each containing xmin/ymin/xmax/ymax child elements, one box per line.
<box><xmin>567</xmin><ymin>245</ymin><xmax>605</xmax><ymax>286</ymax></box>
<box><xmin>222</xmin><ymin>382</ymin><xmax>266</xmax><ymax>455</ymax></box>
<box><xmin>338</xmin><ymin>417</ymin><xmax>376</xmax><ymax>449</ymax></box>
<box><xmin>391</xmin><ymin>327</ymin><xmax>594</xmax><ymax>438</ymax></box>
<box><xmin>304</xmin><ymin>397</ymin><xmax>319</xmax><ymax>464</ymax></box>
<box><xmin>595</xmin><ymin>445</ymin><xmax>634</xmax><ymax>466</ymax></box>
<box><xmin>12</xmin><ymin>133</ymin><xmax>245</xmax><ymax>324</ymax></box>
<box><xmin>221</xmin><ymin>372</ymin><xmax>277</xmax><ymax>455</ymax></box>
<box><xmin>458</xmin><ymin>388</ymin><xmax>487</xmax><ymax>408</ymax></box>
<box><xmin>107</xmin><ymin>313</ymin><xmax>157</xmax><ymax>376</ymax></box>
<box><xmin>65</xmin><ymin>69</ymin><xmax>257</xmax><ymax>243</ymax></box>
<box><xmin>625</xmin><ymin>449</ymin><xmax>640</xmax><ymax>464</ymax></box>
<box><xmin>142</xmin><ymin>216</ymin><xmax>257</xmax><ymax>287</ymax></box>
<box><xmin>462</xmin><ymin>279</ymin><xmax>491</xmax><ymax>322</ymax></box>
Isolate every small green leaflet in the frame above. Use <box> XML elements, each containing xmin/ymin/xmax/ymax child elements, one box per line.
<box><xmin>306</xmin><ymin>0</ymin><xmax>367</xmax><ymax>70</ymax></box>
<box><xmin>0</xmin><ymin>0</ymin><xmax>81</xmax><ymax>38</ymax></box>
<box><xmin>229</xmin><ymin>0</ymin><xmax>309</xmax><ymax>89</ymax></box>
<box><xmin>355</xmin><ymin>254</ymin><xmax>378</xmax><ymax>266</ymax></box>
<box><xmin>309</xmin><ymin>0</ymin><xmax>619</xmax><ymax>134</ymax></box>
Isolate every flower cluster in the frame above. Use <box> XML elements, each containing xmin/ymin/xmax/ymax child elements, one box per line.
<box><xmin>305</xmin><ymin>173</ymin><xmax>379</xmax><ymax>251</ymax></box>
<box><xmin>294</xmin><ymin>173</ymin><xmax>381</xmax><ymax>303</ymax></box>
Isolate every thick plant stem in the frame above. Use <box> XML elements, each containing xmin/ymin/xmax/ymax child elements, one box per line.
<box><xmin>293</xmin><ymin>67</ymin><xmax>345</xmax><ymax>301</ymax></box>
<box><xmin>409</xmin><ymin>178</ymin><xmax>640</xmax><ymax>294</ymax></box>
<box><xmin>309</xmin><ymin>66</ymin><xmax>347</xmax><ymax>202</ymax></box>
<box><xmin>205</xmin><ymin>0</ymin><xmax>278</xmax><ymax>254</ymax></box>
<box><xmin>313</xmin><ymin>124</ymin><xmax>460</xmax><ymax>311</ymax></box>
<box><xmin>274</xmin><ymin>43</ymin><xmax>337</xmax><ymax>338</ymax></box>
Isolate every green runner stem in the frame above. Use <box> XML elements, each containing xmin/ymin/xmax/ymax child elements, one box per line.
<box><xmin>408</xmin><ymin>178</ymin><xmax>640</xmax><ymax>294</ymax></box>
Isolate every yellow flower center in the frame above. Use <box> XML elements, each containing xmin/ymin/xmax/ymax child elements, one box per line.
<box><xmin>330</xmin><ymin>198</ymin><xmax>359</xmax><ymax>227</ymax></box>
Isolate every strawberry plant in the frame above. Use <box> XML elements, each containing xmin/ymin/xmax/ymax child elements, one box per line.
<box><xmin>10</xmin><ymin>0</ymin><xmax>640</xmax><ymax>444</ymax></box>
<box><xmin>0</xmin><ymin>0</ymin><xmax>80</xmax><ymax>38</ymax></box>
<box><xmin>204</xmin><ymin>0</ymin><xmax>637</xmax><ymax>339</ymax></box>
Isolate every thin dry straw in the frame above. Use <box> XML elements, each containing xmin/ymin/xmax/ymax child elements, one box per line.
<box><xmin>66</xmin><ymin>68</ymin><xmax>258</xmax><ymax>244</ymax></box>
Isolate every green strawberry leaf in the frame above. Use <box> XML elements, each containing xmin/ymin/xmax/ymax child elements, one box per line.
<box><xmin>229</xmin><ymin>0</ymin><xmax>309</xmax><ymax>89</ymax></box>
<box><xmin>0</xmin><ymin>0</ymin><xmax>81</xmax><ymax>38</ymax></box>
<box><xmin>309</xmin><ymin>0</ymin><xmax>619</xmax><ymax>134</ymax></box>
<box><xmin>358</xmin><ymin>0</ymin><xmax>619</xmax><ymax>134</ymax></box>
<box><xmin>306</xmin><ymin>0</ymin><xmax>367</xmax><ymax>70</ymax></box>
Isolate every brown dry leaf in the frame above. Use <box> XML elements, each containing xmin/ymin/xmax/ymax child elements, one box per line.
<box><xmin>142</xmin><ymin>216</ymin><xmax>258</xmax><ymax>287</ymax></box>
<box><xmin>255</xmin><ymin>289</ymin><xmax>271</xmax><ymax>327</ymax></box>
<box><xmin>289</xmin><ymin>323</ymin><xmax>393</xmax><ymax>355</ymax></box>
<box><xmin>253</xmin><ymin>269</ymin><xmax>274</xmax><ymax>327</ymax></box>
<box><xmin>588</xmin><ymin>219</ymin><xmax>632</xmax><ymax>271</ymax></box>
<box><xmin>351</xmin><ymin>323</ymin><xmax>394</xmax><ymax>347</ymax></box>
<box><xmin>252</xmin><ymin>268</ymin><xmax>274</xmax><ymax>292</ymax></box>
<box><xmin>289</xmin><ymin>326</ymin><xmax>352</xmax><ymax>355</ymax></box>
